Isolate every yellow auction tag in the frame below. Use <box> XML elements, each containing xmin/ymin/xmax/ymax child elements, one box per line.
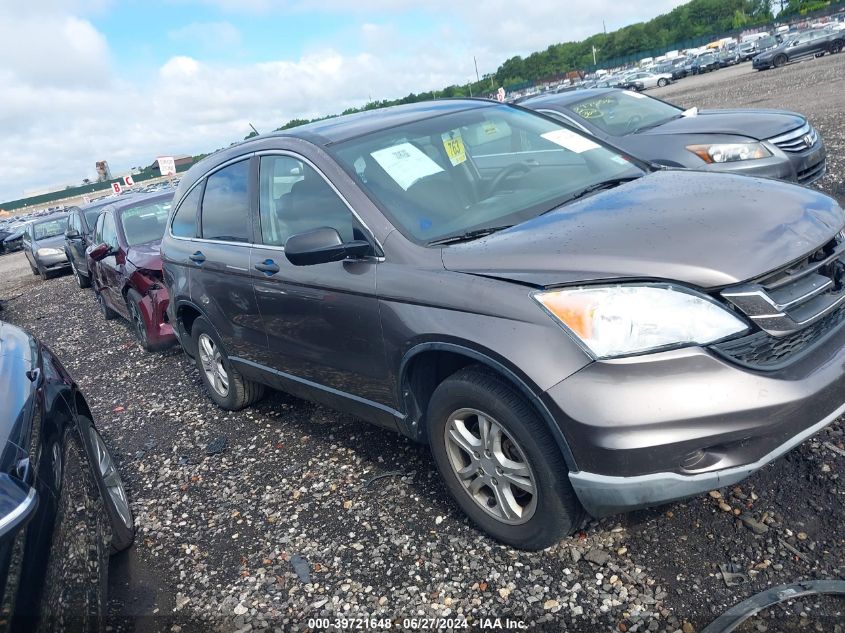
<box><xmin>441</xmin><ymin>131</ymin><xmax>467</xmax><ymax>166</ymax></box>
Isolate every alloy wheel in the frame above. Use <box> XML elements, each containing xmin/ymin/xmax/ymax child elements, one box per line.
<box><xmin>198</xmin><ymin>333</ymin><xmax>230</xmax><ymax>397</ymax></box>
<box><xmin>89</xmin><ymin>427</ymin><xmax>133</xmax><ymax>529</ymax></box>
<box><xmin>443</xmin><ymin>408</ymin><xmax>537</xmax><ymax>525</ymax></box>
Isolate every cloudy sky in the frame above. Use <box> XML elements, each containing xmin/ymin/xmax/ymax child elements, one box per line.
<box><xmin>0</xmin><ymin>0</ymin><xmax>689</xmax><ymax>201</ymax></box>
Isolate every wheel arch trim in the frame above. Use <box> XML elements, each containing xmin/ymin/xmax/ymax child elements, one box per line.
<box><xmin>399</xmin><ymin>341</ymin><xmax>579</xmax><ymax>472</ymax></box>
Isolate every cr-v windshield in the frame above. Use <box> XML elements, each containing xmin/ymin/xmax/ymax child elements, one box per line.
<box><xmin>568</xmin><ymin>92</ymin><xmax>683</xmax><ymax>135</ymax></box>
<box><xmin>331</xmin><ymin>105</ymin><xmax>644</xmax><ymax>243</ymax></box>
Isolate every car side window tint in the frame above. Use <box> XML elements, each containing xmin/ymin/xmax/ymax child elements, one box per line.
<box><xmin>201</xmin><ymin>161</ymin><xmax>250</xmax><ymax>242</ymax></box>
<box><xmin>258</xmin><ymin>155</ymin><xmax>355</xmax><ymax>247</ymax></box>
<box><xmin>172</xmin><ymin>183</ymin><xmax>202</xmax><ymax>238</ymax></box>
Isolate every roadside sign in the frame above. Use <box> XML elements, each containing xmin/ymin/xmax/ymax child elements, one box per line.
<box><xmin>157</xmin><ymin>156</ymin><xmax>176</xmax><ymax>176</ymax></box>
<box><xmin>496</xmin><ymin>87</ymin><xmax>506</xmax><ymax>102</ymax></box>
<box><xmin>123</xmin><ymin>175</ymin><xmax>135</xmax><ymax>187</ymax></box>
<box><xmin>112</xmin><ymin>182</ymin><xmax>122</xmax><ymax>194</ymax></box>
<box><xmin>83</xmin><ymin>195</ymin><xmax>91</xmax><ymax>204</ymax></box>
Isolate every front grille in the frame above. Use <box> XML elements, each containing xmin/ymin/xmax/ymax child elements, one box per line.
<box><xmin>797</xmin><ymin>158</ymin><xmax>827</xmax><ymax>185</ymax></box>
<box><xmin>713</xmin><ymin>302</ymin><xmax>845</xmax><ymax>369</ymax></box>
<box><xmin>722</xmin><ymin>234</ymin><xmax>845</xmax><ymax>338</ymax></box>
<box><xmin>768</xmin><ymin>123</ymin><xmax>818</xmax><ymax>153</ymax></box>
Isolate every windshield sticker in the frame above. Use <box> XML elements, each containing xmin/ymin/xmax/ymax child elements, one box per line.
<box><xmin>541</xmin><ymin>129</ymin><xmax>600</xmax><ymax>153</ymax></box>
<box><xmin>610</xmin><ymin>155</ymin><xmax>630</xmax><ymax>165</ymax></box>
<box><xmin>483</xmin><ymin>122</ymin><xmax>499</xmax><ymax>136</ymax></box>
<box><xmin>441</xmin><ymin>131</ymin><xmax>467</xmax><ymax>166</ymax></box>
<box><xmin>370</xmin><ymin>143</ymin><xmax>444</xmax><ymax>190</ymax></box>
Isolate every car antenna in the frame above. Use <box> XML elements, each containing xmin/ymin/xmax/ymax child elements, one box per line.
<box><xmin>249</xmin><ymin>123</ymin><xmax>260</xmax><ymax>136</ymax></box>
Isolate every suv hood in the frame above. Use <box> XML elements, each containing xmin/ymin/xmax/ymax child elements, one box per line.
<box><xmin>441</xmin><ymin>171</ymin><xmax>843</xmax><ymax>289</ymax></box>
<box><xmin>126</xmin><ymin>240</ymin><xmax>163</xmax><ymax>271</ymax></box>
<box><xmin>637</xmin><ymin>109</ymin><xmax>804</xmax><ymax>140</ymax></box>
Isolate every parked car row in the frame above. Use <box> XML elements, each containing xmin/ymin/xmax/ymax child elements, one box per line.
<box><xmin>20</xmin><ymin>95</ymin><xmax>839</xmax><ymax>551</ymax></box>
<box><xmin>518</xmin><ymin>22</ymin><xmax>844</xmax><ymax>103</ymax></box>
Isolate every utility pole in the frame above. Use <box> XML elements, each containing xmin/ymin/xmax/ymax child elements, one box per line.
<box><xmin>603</xmin><ymin>19</ymin><xmax>607</xmax><ymax>35</ymax></box>
<box><xmin>592</xmin><ymin>45</ymin><xmax>598</xmax><ymax>65</ymax></box>
<box><xmin>474</xmin><ymin>56</ymin><xmax>480</xmax><ymax>83</ymax></box>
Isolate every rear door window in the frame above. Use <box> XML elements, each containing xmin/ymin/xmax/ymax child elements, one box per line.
<box><xmin>200</xmin><ymin>161</ymin><xmax>251</xmax><ymax>242</ymax></box>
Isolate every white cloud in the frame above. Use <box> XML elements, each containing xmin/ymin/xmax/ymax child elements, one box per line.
<box><xmin>0</xmin><ymin>0</ymin><xmax>690</xmax><ymax>202</ymax></box>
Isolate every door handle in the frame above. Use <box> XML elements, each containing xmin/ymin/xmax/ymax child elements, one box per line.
<box><xmin>254</xmin><ymin>259</ymin><xmax>280</xmax><ymax>275</ymax></box>
<box><xmin>189</xmin><ymin>251</ymin><xmax>206</xmax><ymax>264</ymax></box>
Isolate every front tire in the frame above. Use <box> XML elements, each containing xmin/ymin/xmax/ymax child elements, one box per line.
<box><xmin>126</xmin><ymin>289</ymin><xmax>154</xmax><ymax>351</ymax></box>
<box><xmin>773</xmin><ymin>54</ymin><xmax>787</xmax><ymax>68</ymax></box>
<box><xmin>71</xmin><ymin>259</ymin><xmax>91</xmax><ymax>288</ymax></box>
<box><xmin>657</xmin><ymin>78</ymin><xmax>669</xmax><ymax>87</ymax></box>
<box><xmin>192</xmin><ymin>317</ymin><xmax>265</xmax><ymax>410</ymax></box>
<box><xmin>82</xmin><ymin>418</ymin><xmax>135</xmax><ymax>554</ymax></box>
<box><xmin>426</xmin><ymin>366</ymin><xmax>583</xmax><ymax>550</ymax></box>
<box><xmin>95</xmin><ymin>289</ymin><xmax>118</xmax><ymax>320</ymax></box>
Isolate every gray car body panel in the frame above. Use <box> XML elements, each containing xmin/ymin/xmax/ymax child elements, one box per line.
<box><xmin>161</xmin><ymin>99</ymin><xmax>845</xmax><ymax>518</ymax></box>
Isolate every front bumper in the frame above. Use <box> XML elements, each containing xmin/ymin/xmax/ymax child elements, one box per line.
<box><xmin>36</xmin><ymin>251</ymin><xmax>70</xmax><ymax>271</ymax></box>
<box><xmin>544</xmin><ymin>322</ymin><xmax>845</xmax><ymax>517</ymax></box>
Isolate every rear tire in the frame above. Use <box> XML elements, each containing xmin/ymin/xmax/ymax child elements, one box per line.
<box><xmin>426</xmin><ymin>366</ymin><xmax>583</xmax><ymax>550</ymax></box>
<box><xmin>192</xmin><ymin>317</ymin><xmax>265</xmax><ymax>411</ymax></box>
<box><xmin>830</xmin><ymin>40</ymin><xmax>843</xmax><ymax>54</ymax></box>
<box><xmin>657</xmin><ymin>78</ymin><xmax>669</xmax><ymax>87</ymax></box>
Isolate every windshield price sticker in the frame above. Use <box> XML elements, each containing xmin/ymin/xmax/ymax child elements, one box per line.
<box><xmin>371</xmin><ymin>143</ymin><xmax>444</xmax><ymax>190</ymax></box>
<box><xmin>541</xmin><ymin>129</ymin><xmax>600</xmax><ymax>153</ymax></box>
<box><xmin>441</xmin><ymin>131</ymin><xmax>467</xmax><ymax>166</ymax></box>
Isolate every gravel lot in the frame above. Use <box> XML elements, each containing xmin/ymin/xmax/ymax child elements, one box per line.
<box><xmin>2</xmin><ymin>54</ymin><xmax>844</xmax><ymax>633</ymax></box>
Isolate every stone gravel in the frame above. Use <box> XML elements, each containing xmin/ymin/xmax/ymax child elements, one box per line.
<box><xmin>1</xmin><ymin>54</ymin><xmax>844</xmax><ymax>633</ymax></box>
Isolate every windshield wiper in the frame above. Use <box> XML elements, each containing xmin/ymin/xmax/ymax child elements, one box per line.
<box><xmin>428</xmin><ymin>225</ymin><xmax>513</xmax><ymax>246</ymax></box>
<box><xmin>559</xmin><ymin>176</ymin><xmax>643</xmax><ymax>205</ymax></box>
<box><xmin>633</xmin><ymin>114</ymin><xmax>684</xmax><ymax>133</ymax></box>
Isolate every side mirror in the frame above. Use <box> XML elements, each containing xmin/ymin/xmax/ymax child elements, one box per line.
<box><xmin>284</xmin><ymin>227</ymin><xmax>371</xmax><ymax>266</ymax></box>
<box><xmin>0</xmin><ymin>473</ymin><xmax>37</xmax><ymax>539</ymax></box>
<box><xmin>89</xmin><ymin>243</ymin><xmax>113</xmax><ymax>262</ymax></box>
<box><xmin>65</xmin><ymin>227</ymin><xmax>81</xmax><ymax>240</ymax></box>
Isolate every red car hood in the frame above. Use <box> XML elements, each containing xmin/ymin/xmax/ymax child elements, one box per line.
<box><xmin>127</xmin><ymin>240</ymin><xmax>163</xmax><ymax>271</ymax></box>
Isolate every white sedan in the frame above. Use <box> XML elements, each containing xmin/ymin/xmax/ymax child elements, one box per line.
<box><xmin>624</xmin><ymin>71</ymin><xmax>673</xmax><ymax>89</ymax></box>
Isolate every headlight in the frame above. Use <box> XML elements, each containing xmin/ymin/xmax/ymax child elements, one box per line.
<box><xmin>37</xmin><ymin>247</ymin><xmax>63</xmax><ymax>257</ymax></box>
<box><xmin>534</xmin><ymin>285</ymin><xmax>748</xmax><ymax>358</ymax></box>
<box><xmin>686</xmin><ymin>142</ymin><xmax>771</xmax><ymax>163</ymax></box>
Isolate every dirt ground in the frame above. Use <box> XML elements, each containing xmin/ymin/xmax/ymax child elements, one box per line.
<box><xmin>1</xmin><ymin>53</ymin><xmax>844</xmax><ymax>633</ymax></box>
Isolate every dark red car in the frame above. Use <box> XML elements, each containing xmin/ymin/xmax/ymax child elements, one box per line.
<box><xmin>87</xmin><ymin>191</ymin><xmax>176</xmax><ymax>351</ymax></box>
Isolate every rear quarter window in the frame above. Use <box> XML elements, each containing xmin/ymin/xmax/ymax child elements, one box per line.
<box><xmin>171</xmin><ymin>184</ymin><xmax>202</xmax><ymax>238</ymax></box>
<box><xmin>200</xmin><ymin>161</ymin><xmax>251</xmax><ymax>243</ymax></box>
